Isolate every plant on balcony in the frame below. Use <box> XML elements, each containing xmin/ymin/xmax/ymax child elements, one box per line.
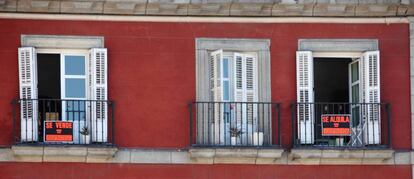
<box><xmin>230</xmin><ymin>127</ymin><xmax>242</xmax><ymax>137</ymax></box>
<box><xmin>80</xmin><ymin>126</ymin><xmax>89</xmax><ymax>135</ymax></box>
<box><xmin>80</xmin><ymin>126</ymin><xmax>90</xmax><ymax>144</ymax></box>
<box><xmin>230</xmin><ymin>127</ymin><xmax>242</xmax><ymax>145</ymax></box>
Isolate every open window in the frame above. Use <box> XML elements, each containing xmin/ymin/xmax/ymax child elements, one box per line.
<box><xmin>192</xmin><ymin>38</ymin><xmax>278</xmax><ymax>147</ymax></box>
<box><xmin>18</xmin><ymin>45</ymin><xmax>108</xmax><ymax>144</ymax></box>
<box><xmin>295</xmin><ymin>50</ymin><xmax>382</xmax><ymax>147</ymax></box>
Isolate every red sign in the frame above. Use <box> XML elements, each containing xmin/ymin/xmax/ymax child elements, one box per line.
<box><xmin>44</xmin><ymin>121</ymin><xmax>73</xmax><ymax>142</ymax></box>
<box><xmin>321</xmin><ymin>114</ymin><xmax>351</xmax><ymax>136</ymax></box>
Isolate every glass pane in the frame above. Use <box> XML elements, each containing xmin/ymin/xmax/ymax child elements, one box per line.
<box><xmin>352</xmin><ymin>107</ymin><xmax>360</xmax><ymax>127</ymax></box>
<box><xmin>65</xmin><ymin>79</ymin><xmax>86</xmax><ymax>98</ymax></box>
<box><xmin>351</xmin><ymin>62</ymin><xmax>359</xmax><ymax>83</ymax></box>
<box><xmin>65</xmin><ymin>55</ymin><xmax>85</xmax><ymax>75</ymax></box>
<box><xmin>223</xmin><ymin>81</ymin><xmax>229</xmax><ymax>101</ymax></box>
<box><xmin>223</xmin><ymin>58</ymin><xmax>229</xmax><ymax>78</ymax></box>
<box><xmin>352</xmin><ymin>84</ymin><xmax>359</xmax><ymax>103</ymax></box>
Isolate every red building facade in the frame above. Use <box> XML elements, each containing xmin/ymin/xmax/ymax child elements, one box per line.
<box><xmin>0</xmin><ymin>1</ymin><xmax>413</xmax><ymax>178</ymax></box>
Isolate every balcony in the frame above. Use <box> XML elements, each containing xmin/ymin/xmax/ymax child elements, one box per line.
<box><xmin>12</xmin><ymin>99</ymin><xmax>115</xmax><ymax>146</ymax></box>
<box><xmin>189</xmin><ymin>102</ymin><xmax>281</xmax><ymax>148</ymax></box>
<box><xmin>291</xmin><ymin>102</ymin><xmax>391</xmax><ymax>149</ymax></box>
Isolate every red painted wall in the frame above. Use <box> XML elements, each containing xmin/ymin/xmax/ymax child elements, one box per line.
<box><xmin>0</xmin><ymin>163</ymin><xmax>411</xmax><ymax>179</ymax></box>
<box><xmin>0</xmin><ymin>19</ymin><xmax>410</xmax><ymax>149</ymax></box>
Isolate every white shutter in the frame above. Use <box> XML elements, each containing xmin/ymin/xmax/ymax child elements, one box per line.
<box><xmin>245</xmin><ymin>54</ymin><xmax>260</xmax><ymax>145</ymax></box>
<box><xmin>233</xmin><ymin>53</ymin><xmax>259</xmax><ymax>145</ymax></box>
<box><xmin>245</xmin><ymin>54</ymin><xmax>258</xmax><ymax>125</ymax></box>
<box><xmin>296</xmin><ymin>51</ymin><xmax>314</xmax><ymax>144</ymax></box>
<box><xmin>233</xmin><ymin>53</ymin><xmax>245</xmax><ymax>140</ymax></box>
<box><xmin>362</xmin><ymin>51</ymin><xmax>381</xmax><ymax>144</ymax></box>
<box><xmin>209</xmin><ymin>50</ymin><xmax>223</xmax><ymax>144</ymax></box>
<box><xmin>18</xmin><ymin>47</ymin><xmax>38</xmax><ymax>142</ymax></box>
<box><xmin>210</xmin><ymin>50</ymin><xmax>223</xmax><ymax>102</ymax></box>
<box><xmin>89</xmin><ymin>48</ymin><xmax>108</xmax><ymax>142</ymax></box>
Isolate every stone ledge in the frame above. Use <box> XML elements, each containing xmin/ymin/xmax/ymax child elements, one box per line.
<box><xmin>2</xmin><ymin>1</ymin><xmax>414</xmax><ymax>17</ymax></box>
<box><xmin>10</xmin><ymin>145</ymin><xmax>118</xmax><ymax>162</ymax></box>
<box><xmin>1</xmin><ymin>147</ymin><xmax>409</xmax><ymax>165</ymax></box>
<box><xmin>189</xmin><ymin>148</ymin><xmax>284</xmax><ymax>164</ymax></box>
<box><xmin>289</xmin><ymin>149</ymin><xmax>396</xmax><ymax>165</ymax></box>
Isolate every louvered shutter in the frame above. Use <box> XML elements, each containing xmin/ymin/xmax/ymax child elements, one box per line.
<box><xmin>245</xmin><ymin>54</ymin><xmax>259</xmax><ymax>145</ymax></box>
<box><xmin>245</xmin><ymin>54</ymin><xmax>258</xmax><ymax>124</ymax></box>
<box><xmin>89</xmin><ymin>48</ymin><xmax>108</xmax><ymax>142</ymax></box>
<box><xmin>362</xmin><ymin>51</ymin><xmax>381</xmax><ymax>144</ymax></box>
<box><xmin>18</xmin><ymin>47</ymin><xmax>38</xmax><ymax>142</ymax></box>
<box><xmin>210</xmin><ymin>50</ymin><xmax>223</xmax><ymax>144</ymax></box>
<box><xmin>233</xmin><ymin>53</ymin><xmax>245</xmax><ymax>139</ymax></box>
<box><xmin>233</xmin><ymin>53</ymin><xmax>259</xmax><ymax>145</ymax></box>
<box><xmin>296</xmin><ymin>51</ymin><xmax>314</xmax><ymax>144</ymax></box>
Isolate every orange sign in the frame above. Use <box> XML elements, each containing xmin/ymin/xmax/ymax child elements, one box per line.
<box><xmin>321</xmin><ymin>114</ymin><xmax>351</xmax><ymax>136</ymax></box>
<box><xmin>44</xmin><ymin>121</ymin><xmax>73</xmax><ymax>142</ymax></box>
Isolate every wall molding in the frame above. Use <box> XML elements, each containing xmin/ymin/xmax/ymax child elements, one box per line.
<box><xmin>21</xmin><ymin>35</ymin><xmax>104</xmax><ymax>49</ymax></box>
<box><xmin>1</xmin><ymin>1</ymin><xmax>414</xmax><ymax>17</ymax></box>
<box><xmin>298</xmin><ymin>39</ymin><xmax>378</xmax><ymax>52</ymax></box>
<box><xmin>0</xmin><ymin>13</ymin><xmax>409</xmax><ymax>24</ymax></box>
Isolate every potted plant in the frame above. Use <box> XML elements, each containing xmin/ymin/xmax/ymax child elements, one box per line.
<box><xmin>80</xmin><ymin>126</ymin><xmax>91</xmax><ymax>144</ymax></box>
<box><xmin>230</xmin><ymin>127</ymin><xmax>242</xmax><ymax>145</ymax></box>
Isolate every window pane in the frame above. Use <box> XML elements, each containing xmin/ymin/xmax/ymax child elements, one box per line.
<box><xmin>65</xmin><ymin>56</ymin><xmax>85</xmax><ymax>75</ymax></box>
<box><xmin>352</xmin><ymin>107</ymin><xmax>360</xmax><ymax>127</ymax></box>
<box><xmin>65</xmin><ymin>79</ymin><xmax>85</xmax><ymax>98</ymax></box>
<box><xmin>352</xmin><ymin>84</ymin><xmax>359</xmax><ymax>103</ymax></box>
<box><xmin>223</xmin><ymin>58</ymin><xmax>229</xmax><ymax>78</ymax></box>
<box><xmin>223</xmin><ymin>81</ymin><xmax>229</xmax><ymax>101</ymax></box>
<box><xmin>351</xmin><ymin>62</ymin><xmax>358</xmax><ymax>83</ymax></box>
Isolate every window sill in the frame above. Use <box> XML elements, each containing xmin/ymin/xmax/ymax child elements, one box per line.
<box><xmin>289</xmin><ymin>148</ymin><xmax>396</xmax><ymax>165</ymax></box>
<box><xmin>189</xmin><ymin>148</ymin><xmax>285</xmax><ymax>164</ymax></box>
<box><xmin>11</xmin><ymin>145</ymin><xmax>117</xmax><ymax>162</ymax></box>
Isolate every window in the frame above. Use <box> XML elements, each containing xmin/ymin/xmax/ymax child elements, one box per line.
<box><xmin>194</xmin><ymin>38</ymin><xmax>272</xmax><ymax>147</ymax></box>
<box><xmin>209</xmin><ymin>50</ymin><xmax>258</xmax><ymax>103</ymax></box>
<box><xmin>17</xmin><ymin>35</ymin><xmax>108</xmax><ymax>144</ymax></box>
<box><xmin>295</xmin><ymin>39</ymin><xmax>385</xmax><ymax>147</ymax></box>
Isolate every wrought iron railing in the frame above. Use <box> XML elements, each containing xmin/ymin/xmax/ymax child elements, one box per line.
<box><xmin>291</xmin><ymin>102</ymin><xmax>391</xmax><ymax>148</ymax></box>
<box><xmin>12</xmin><ymin>99</ymin><xmax>115</xmax><ymax>145</ymax></box>
<box><xmin>189</xmin><ymin>102</ymin><xmax>281</xmax><ymax>147</ymax></box>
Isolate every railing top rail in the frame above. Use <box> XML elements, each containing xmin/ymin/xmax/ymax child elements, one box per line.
<box><xmin>14</xmin><ymin>98</ymin><xmax>113</xmax><ymax>103</ymax></box>
<box><xmin>293</xmin><ymin>102</ymin><xmax>389</xmax><ymax>105</ymax></box>
<box><xmin>192</xmin><ymin>101</ymin><xmax>280</xmax><ymax>104</ymax></box>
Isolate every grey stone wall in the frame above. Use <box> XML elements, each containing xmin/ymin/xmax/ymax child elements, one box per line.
<box><xmin>1</xmin><ymin>0</ymin><xmax>414</xmax><ymax>16</ymax></box>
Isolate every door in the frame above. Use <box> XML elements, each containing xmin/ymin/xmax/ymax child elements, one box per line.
<box><xmin>209</xmin><ymin>50</ymin><xmax>258</xmax><ymax>145</ymax></box>
<box><xmin>221</xmin><ymin>55</ymin><xmax>232</xmax><ymax>145</ymax></box>
<box><xmin>61</xmin><ymin>54</ymin><xmax>87</xmax><ymax>143</ymax></box>
<box><xmin>349</xmin><ymin>58</ymin><xmax>363</xmax><ymax>146</ymax></box>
